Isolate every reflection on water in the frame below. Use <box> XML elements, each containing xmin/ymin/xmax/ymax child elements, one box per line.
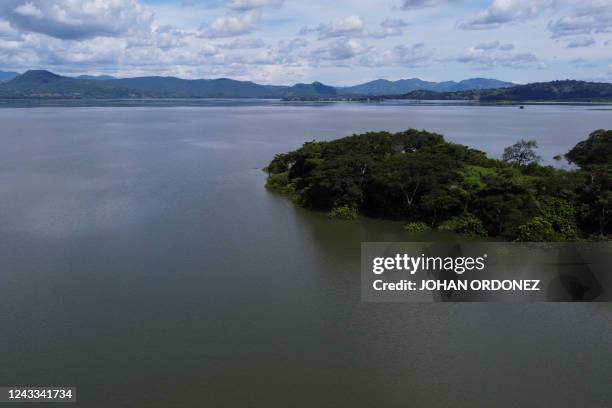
<box><xmin>0</xmin><ymin>104</ymin><xmax>610</xmax><ymax>407</ymax></box>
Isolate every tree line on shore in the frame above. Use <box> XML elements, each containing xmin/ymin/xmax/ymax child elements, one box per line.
<box><xmin>265</xmin><ymin>129</ymin><xmax>612</xmax><ymax>241</ymax></box>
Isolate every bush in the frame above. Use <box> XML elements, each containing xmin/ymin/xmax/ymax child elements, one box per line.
<box><xmin>517</xmin><ymin>217</ymin><xmax>559</xmax><ymax>241</ymax></box>
<box><xmin>537</xmin><ymin>197</ymin><xmax>579</xmax><ymax>240</ymax></box>
<box><xmin>329</xmin><ymin>206</ymin><xmax>358</xmax><ymax>221</ymax></box>
<box><xmin>404</xmin><ymin>222</ymin><xmax>430</xmax><ymax>233</ymax></box>
<box><xmin>439</xmin><ymin>213</ymin><xmax>487</xmax><ymax>238</ymax></box>
<box><xmin>266</xmin><ymin>172</ymin><xmax>295</xmax><ymax>195</ymax></box>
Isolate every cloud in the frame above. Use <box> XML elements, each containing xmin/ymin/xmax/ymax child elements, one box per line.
<box><xmin>398</xmin><ymin>0</ymin><xmax>457</xmax><ymax>9</ymax></box>
<box><xmin>277</xmin><ymin>37</ymin><xmax>308</xmax><ymax>53</ymax></box>
<box><xmin>547</xmin><ymin>1</ymin><xmax>612</xmax><ymax>38</ymax></box>
<box><xmin>13</xmin><ymin>2</ymin><xmax>43</xmax><ymax>18</ymax></box>
<box><xmin>390</xmin><ymin>43</ymin><xmax>432</xmax><ymax>66</ymax></box>
<box><xmin>200</xmin><ymin>11</ymin><xmax>260</xmax><ymax>38</ymax></box>
<box><xmin>220</xmin><ymin>37</ymin><xmax>266</xmax><ymax>49</ymax></box>
<box><xmin>300</xmin><ymin>16</ymin><xmax>365</xmax><ymax>39</ymax></box>
<box><xmin>455</xmin><ymin>43</ymin><xmax>540</xmax><ymax>68</ymax></box>
<box><xmin>565</xmin><ymin>36</ymin><xmax>596</xmax><ymax>48</ymax></box>
<box><xmin>311</xmin><ymin>37</ymin><xmax>369</xmax><ymax>62</ymax></box>
<box><xmin>475</xmin><ymin>40</ymin><xmax>514</xmax><ymax>51</ymax></box>
<box><xmin>368</xmin><ymin>18</ymin><xmax>408</xmax><ymax>38</ymax></box>
<box><xmin>459</xmin><ymin>0</ymin><xmax>558</xmax><ymax>30</ymax></box>
<box><xmin>569</xmin><ymin>58</ymin><xmax>597</xmax><ymax>68</ymax></box>
<box><xmin>0</xmin><ymin>0</ymin><xmax>153</xmax><ymax>40</ymax></box>
<box><xmin>228</xmin><ymin>0</ymin><xmax>284</xmax><ymax>11</ymax></box>
<box><xmin>0</xmin><ymin>19</ymin><xmax>22</xmax><ymax>40</ymax></box>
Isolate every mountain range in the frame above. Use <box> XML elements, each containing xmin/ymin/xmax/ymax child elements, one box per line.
<box><xmin>390</xmin><ymin>80</ymin><xmax>612</xmax><ymax>102</ymax></box>
<box><xmin>338</xmin><ymin>78</ymin><xmax>513</xmax><ymax>95</ymax></box>
<box><xmin>0</xmin><ymin>70</ymin><xmax>513</xmax><ymax>99</ymax></box>
<box><xmin>0</xmin><ymin>71</ymin><xmax>19</xmax><ymax>82</ymax></box>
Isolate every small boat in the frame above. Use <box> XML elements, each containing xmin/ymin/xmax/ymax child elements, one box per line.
<box><xmin>519</xmin><ymin>105</ymin><xmax>525</xmax><ymax>109</ymax></box>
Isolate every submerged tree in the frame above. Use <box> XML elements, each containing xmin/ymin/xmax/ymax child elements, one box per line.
<box><xmin>502</xmin><ymin>139</ymin><xmax>541</xmax><ymax>166</ymax></box>
<box><xmin>265</xmin><ymin>129</ymin><xmax>612</xmax><ymax>241</ymax></box>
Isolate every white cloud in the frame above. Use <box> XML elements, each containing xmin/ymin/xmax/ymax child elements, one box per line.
<box><xmin>390</xmin><ymin>43</ymin><xmax>432</xmax><ymax>66</ymax></box>
<box><xmin>0</xmin><ymin>0</ymin><xmax>609</xmax><ymax>84</ymax></box>
<box><xmin>0</xmin><ymin>0</ymin><xmax>153</xmax><ymax>40</ymax></box>
<box><xmin>548</xmin><ymin>1</ymin><xmax>612</xmax><ymax>38</ymax></box>
<box><xmin>311</xmin><ymin>37</ymin><xmax>369</xmax><ymax>62</ymax></box>
<box><xmin>398</xmin><ymin>0</ymin><xmax>457</xmax><ymax>9</ymax></box>
<box><xmin>220</xmin><ymin>38</ymin><xmax>266</xmax><ymax>49</ymax></box>
<box><xmin>459</xmin><ymin>0</ymin><xmax>559</xmax><ymax>30</ymax></box>
<box><xmin>475</xmin><ymin>40</ymin><xmax>514</xmax><ymax>51</ymax></box>
<box><xmin>228</xmin><ymin>0</ymin><xmax>284</xmax><ymax>11</ymax></box>
<box><xmin>565</xmin><ymin>36</ymin><xmax>596</xmax><ymax>48</ymax></box>
<box><xmin>301</xmin><ymin>16</ymin><xmax>365</xmax><ymax>39</ymax></box>
<box><xmin>368</xmin><ymin>18</ymin><xmax>408</xmax><ymax>38</ymax></box>
<box><xmin>200</xmin><ymin>11</ymin><xmax>260</xmax><ymax>38</ymax></box>
<box><xmin>455</xmin><ymin>45</ymin><xmax>540</xmax><ymax>69</ymax></box>
<box><xmin>13</xmin><ymin>2</ymin><xmax>43</xmax><ymax>18</ymax></box>
<box><xmin>277</xmin><ymin>37</ymin><xmax>308</xmax><ymax>53</ymax></box>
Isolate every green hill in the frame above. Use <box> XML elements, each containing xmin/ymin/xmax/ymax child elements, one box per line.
<box><xmin>0</xmin><ymin>70</ymin><xmax>146</xmax><ymax>98</ymax></box>
<box><xmin>0</xmin><ymin>70</ymin><xmax>338</xmax><ymax>99</ymax></box>
<box><xmin>394</xmin><ymin>80</ymin><xmax>612</xmax><ymax>102</ymax></box>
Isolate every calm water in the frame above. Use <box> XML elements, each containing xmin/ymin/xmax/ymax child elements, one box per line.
<box><xmin>0</xmin><ymin>103</ymin><xmax>611</xmax><ymax>407</ymax></box>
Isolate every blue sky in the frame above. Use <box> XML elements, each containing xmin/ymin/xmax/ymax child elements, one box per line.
<box><xmin>0</xmin><ymin>0</ymin><xmax>611</xmax><ymax>84</ymax></box>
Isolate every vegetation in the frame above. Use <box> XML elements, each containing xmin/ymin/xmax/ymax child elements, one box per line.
<box><xmin>502</xmin><ymin>140</ymin><xmax>541</xmax><ymax>166</ymax></box>
<box><xmin>338</xmin><ymin>77</ymin><xmax>513</xmax><ymax>96</ymax></box>
<box><xmin>404</xmin><ymin>222</ymin><xmax>431</xmax><ymax>233</ymax></box>
<box><xmin>266</xmin><ymin>129</ymin><xmax>612</xmax><ymax>241</ymax></box>
<box><xmin>329</xmin><ymin>206</ymin><xmax>359</xmax><ymax>220</ymax></box>
<box><xmin>391</xmin><ymin>80</ymin><xmax>612</xmax><ymax>103</ymax></box>
<box><xmin>0</xmin><ymin>70</ymin><xmax>338</xmax><ymax>99</ymax></box>
<box><xmin>4</xmin><ymin>71</ymin><xmax>612</xmax><ymax>103</ymax></box>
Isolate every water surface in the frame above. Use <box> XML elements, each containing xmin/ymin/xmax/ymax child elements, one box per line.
<box><xmin>0</xmin><ymin>104</ymin><xmax>611</xmax><ymax>407</ymax></box>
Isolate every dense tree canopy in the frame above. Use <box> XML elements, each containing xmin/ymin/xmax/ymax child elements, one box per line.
<box><xmin>266</xmin><ymin>129</ymin><xmax>612</xmax><ymax>241</ymax></box>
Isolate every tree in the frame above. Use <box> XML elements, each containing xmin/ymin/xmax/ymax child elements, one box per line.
<box><xmin>565</xmin><ymin>131</ymin><xmax>612</xmax><ymax>237</ymax></box>
<box><xmin>502</xmin><ymin>139</ymin><xmax>541</xmax><ymax>166</ymax></box>
<box><xmin>566</xmin><ymin>130</ymin><xmax>612</xmax><ymax>167</ymax></box>
<box><xmin>265</xmin><ymin>128</ymin><xmax>611</xmax><ymax>241</ymax></box>
<box><xmin>575</xmin><ymin>165</ymin><xmax>612</xmax><ymax>237</ymax></box>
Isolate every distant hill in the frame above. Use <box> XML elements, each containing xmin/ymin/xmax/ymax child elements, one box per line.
<box><xmin>0</xmin><ymin>70</ymin><xmax>338</xmax><ymax>99</ymax></box>
<box><xmin>393</xmin><ymin>80</ymin><xmax>612</xmax><ymax>102</ymax></box>
<box><xmin>76</xmin><ymin>75</ymin><xmax>117</xmax><ymax>81</ymax></box>
<box><xmin>2</xmin><ymin>71</ymin><xmax>609</xmax><ymax>102</ymax></box>
<box><xmin>338</xmin><ymin>77</ymin><xmax>513</xmax><ymax>96</ymax></box>
<box><xmin>0</xmin><ymin>71</ymin><xmax>19</xmax><ymax>82</ymax></box>
<box><xmin>0</xmin><ymin>70</ymin><xmax>147</xmax><ymax>98</ymax></box>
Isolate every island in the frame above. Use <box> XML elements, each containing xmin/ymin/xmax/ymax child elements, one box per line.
<box><xmin>265</xmin><ymin>129</ymin><xmax>612</xmax><ymax>241</ymax></box>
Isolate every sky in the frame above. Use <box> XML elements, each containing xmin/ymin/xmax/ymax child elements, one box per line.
<box><xmin>0</xmin><ymin>0</ymin><xmax>611</xmax><ymax>85</ymax></box>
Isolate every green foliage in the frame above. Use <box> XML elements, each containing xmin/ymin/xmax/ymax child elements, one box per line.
<box><xmin>518</xmin><ymin>198</ymin><xmax>579</xmax><ymax>241</ymax></box>
<box><xmin>329</xmin><ymin>206</ymin><xmax>358</xmax><ymax>221</ymax></box>
<box><xmin>565</xmin><ymin>132</ymin><xmax>612</xmax><ymax>237</ymax></box>
<box><xmin>575</xmin><ymin>165</ymin><xmax>612</xmax><ymax>237</ymax></box>
<box><xmin>538</xmin><ymin>197</ymin><xmax>579</xmax><ymax>240</ymax></box>
<box><xmin>394</xmin><ymin>80</ymin><xmax>612</xmax><ymax>103</ymax></box>
<box><xmin>471</xmin><ymin>170</ymin><xmax>536</xmax><ymax>238</ymax></box>
<box><xmin>438</xmin><ymin>213</ymin><xmax>487</xmax><ymax>238</ymax></box>
<box><xmin>517</xmin><ymin>217</ymin><xmax>559</xmax><ymax>241</ymax></box>
<box><xmin>566</xmin><ymin>130</ymin><xmax>612</xmax><ymax>167</ymax></box>
<box><xmin>502</xmin><ymin>139</ymin><xmax>541</xmax><ymax>166</ymax></box>
<box><xmin>461</xmin><ymin>165</ymin><xmax>500</xmax><ymax>190</ymax></box>
<box><xmin>404</xmin><ymin>222</ymin><xmax>431</xmax><ymax>233</ymax></box>
<box><xmin>266</xmin><ymin>128</ymin><xmax>612</xmax><ymax>241</ymax></box>
<box><xmin>265</xmin><ymin>172</ymin><xmax>296</xmax><ymax>196</ymax></box>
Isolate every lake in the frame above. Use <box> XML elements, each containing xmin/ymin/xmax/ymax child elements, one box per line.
<box><xmin>0</xmin><ymin>103</ymin><xmax>611</xmax><ymax>407</ymax></box>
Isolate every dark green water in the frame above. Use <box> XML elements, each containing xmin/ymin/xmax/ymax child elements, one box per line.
<box><xmin>0</xmin><ymin>104</ymin><xmax>611</xmax><ymax>407</ymax></box>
